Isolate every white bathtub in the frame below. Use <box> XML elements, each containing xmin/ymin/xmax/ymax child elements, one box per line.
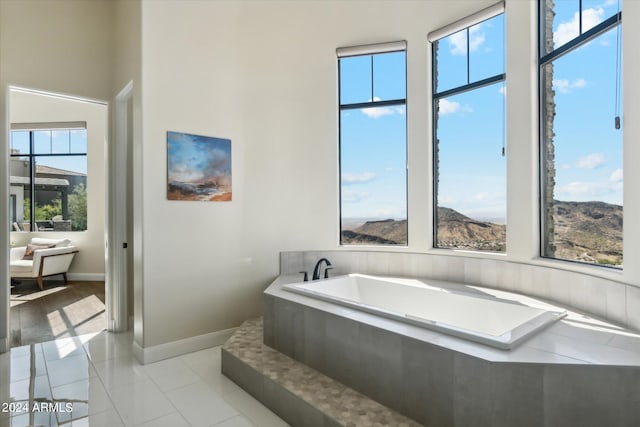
<box><xmin>283</xmin><ymin>274</ymin><xmax>566</xmax><ymax>350</ymax></box>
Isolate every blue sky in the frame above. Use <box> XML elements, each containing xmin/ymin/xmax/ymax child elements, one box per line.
<box><xmin>10</xmin><ymin>130</ymin><xmax>88</xmax><ymax>174</ymax></box>
<box><xmin>167</xmin><ymin>131</ymin><xmax>231</xmax><ymax>184</ymax></box>
<box><xmin>549</xmin><ymin>1</ymin><xmax>623</xmax><ymax>206</ymax></box>
<box><xmin>340</xmin><ymin>1</ymin><xmax>622</xmax><ymax>223</ymax></box>
<box><xmin>340</xmin><ymin>51</ymin><xmax>407</xmax><ymax>220</ymax></box>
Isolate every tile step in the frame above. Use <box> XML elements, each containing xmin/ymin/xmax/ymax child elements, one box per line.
<box><xmin>222</xmin><ymin>317</ymin><xmax>421</xmax><ymax>427</ymax></box>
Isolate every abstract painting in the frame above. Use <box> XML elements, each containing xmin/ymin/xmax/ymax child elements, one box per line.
<box><xmin>167</xmin><ymin>131</ymin><xmax>232</xmax><ymax>201</ymax></box>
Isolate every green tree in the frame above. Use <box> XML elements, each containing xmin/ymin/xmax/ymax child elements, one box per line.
<box><xmin>69</xmin><ymin>183</ymin><xmax>87</xmax><ymax>231</ymax></box>
<box><xmin>23</xmin><ymin>197</ymin><xmax>63</xmax><ymax>222</ymax></box>
<box><xmin>23</xmin><ymin>198</ymin><xmax>30</xmax><ymax>221</ymax></box>
<box><xmin>36</xmin><ymin>199</ymin><xmax>62</xmax><ymax>221</ymax></box>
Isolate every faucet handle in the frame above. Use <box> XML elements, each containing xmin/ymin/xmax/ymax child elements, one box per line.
<box><xmin>299</xmin><ymin>271</ymin><xmax>309</xmax><ymax>282</ymax></box>
<box><xmin>324</xmin><ymin>266</ymin><xmax>333</xmax><ymax>279</ymax></box>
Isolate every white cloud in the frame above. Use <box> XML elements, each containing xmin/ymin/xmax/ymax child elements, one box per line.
<box><xmin>469</xmin><ymin>26</ymin><xmax>486</xmax><ymax>51</ymax></box>
<box><xmin>499</xmin><ymin>86</ymin><xmax>506</xmax><ymax>96</ymax></box>
<box><xmin>557</xmin><ymin>168</ymin><xmax>623</xmax><ymax>202</ymax></box>
<box><xmin>472</xmin><ymin>191</ymin><xmax>505</xmax><ymax>203</ymax></box>
<box><xmin>448</xmin><ymin>25</ymin><xmax>485</xmax><ymax>56</ymax></box>
<box><xmin>448</xmin><ymin>31</ymin><xmax>467</xmax><ymax>55</ymax></box>
<box><xmin>582</xmin><ymin>7</ymin><xmax>606</xmax><ymax>32</ymax></box>
<box><xmin>553</xmin><ymin>78</ymin><xmax>587</xmax><ymax>94</ymax></box>
<box><xmin>342</xmin><ymin>190</ymin><xmax>370</xmax><ymax>203</ymax></box>
<box><xmin>361</xmin><ymin>98</ymin><xmax>405</xmax><ymax>119</ymax></box>
<box><xmin>576</xmin><ymin>153</ymin><xmax>605</xmax><ymax>169</ymax></box>
<box><xmin>342</xmin><ymin>172</ymin><xmax>377</xmax><ymax>185</ymax></box>
<box><xmin>362</xmin><ymin>106</ymin><xmax>393</xmax><ymax>119</ymax></box>
<box><xmin>439</xmin><ymin>99</ymin><xmax>460</xmax><ymax>115</ymax></box>
<box><xmin>558</xmin><ymin>181</ymin><xmax>605</xmax><ymax>197</ymax></box>
<box><xmin>557</xmin><ymin>179</ymin><xmax>620</xmax><ymax>199</ymax></box>
<box><xmin>438</xmin><ymin>99</ymin><xmax>473</xmax><ymax>116</ymax></box>
<box><xmin>554</xmin><ymin>8</ymin><xmax>605</xmax><ymax>48</ymax></box>
<box><xmin>609</xmin><ymin>168</ymin><xmax>623</xmax><ymax>183</ymax></box>
<box><xmin>572</xmin><ymin>78</ymin><xmax>587</xmax><ymax>89</ymax></box>
<box><xmin>438</xmin><ymin>195</ymin><xmax>457</xmax><ymax>205</ymax></box>
<box><xmin>553</xmin><ymin>80</ymin><xmax>570</xmax><ymax>93</ymax></box>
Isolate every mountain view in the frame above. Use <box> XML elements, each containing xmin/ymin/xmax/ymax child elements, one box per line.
<box><xmin>550</xmin><ymin>200</ymin><xmax>622</xmax><ymax>266</ymax></box>
<box><xmin>341</xmin><ymin>201</ymin><xmax>622</xmax><ymax>266</ymax></box>
<box><xmin>435</xmin><ymin>207</ymin><xmax>506</xmax><ymax>252</ymax></box>
<box><xmin>342</xmin><ymin>219</ymin><xmax>408</xmax><ymax>245</ymax></box>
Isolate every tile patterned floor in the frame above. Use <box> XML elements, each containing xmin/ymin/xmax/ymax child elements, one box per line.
<box><xmin>0</xmin><ymin>331</ymin><xmax>289</xmax><ymax>427</ymax></box>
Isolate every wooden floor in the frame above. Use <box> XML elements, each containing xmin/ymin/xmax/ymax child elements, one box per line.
<box><xmin>10</xmin><ymin>279</ymin><xmax>106</xmax><ymax>348</ymax></box>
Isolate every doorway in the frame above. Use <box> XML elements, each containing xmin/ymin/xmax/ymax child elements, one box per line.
<box><xmin>6</xmin><ymin>86</ymin><xmax>110</xmax><ymax>347</ymax></box>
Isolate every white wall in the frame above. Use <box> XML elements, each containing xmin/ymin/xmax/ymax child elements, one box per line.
<box><xmin>9</xmin><ymin>89</ymin><xmax>107</xmax><ymax>278</ymax></box>
<box><xmin>0</xmin><ymin>0</ymin><xmax>114</xmax><ymax>101</ymax></box>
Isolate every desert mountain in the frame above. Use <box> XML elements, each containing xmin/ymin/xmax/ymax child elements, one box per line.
<box><xmin>341</xmin><ymin>201</ymin><xmax>622</xmax><ymax>266</ymax></box>
<box><xmin>435</xmin><ymin>207</ymin><xmax>505</xmax><ymax>251</ymax></box>
<box><xmin>551</xmin><ymin>200</ymin><xmax>622</xmax><ymax>265</ymax></box>
<box><xmin>341</xmin><ymin>219</ymin><xmax>407</xmax><ymax>245</ymax></box>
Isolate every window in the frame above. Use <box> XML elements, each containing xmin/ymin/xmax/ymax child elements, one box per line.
<box><xmin>338</xmin><ymin>43</ymin><xmax>407</xmax><ymax>245</ymax></box>
<box><xmin>432</xmin><ymin>10</ymin><xmax>506</xmax><ymax>252</ymax></box>
<box><xmin>540</xmin><ymin>0</ymin><xmax>622</xmax><ymax>267</ymax></box>
<box><xmin>9</xmin><ymin>125</ymin><xmax>88</xmax><ymax>232</ymax></box>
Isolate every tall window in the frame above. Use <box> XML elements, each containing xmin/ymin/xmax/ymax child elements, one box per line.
<box><xmin>338</xmin><ymin>43</ymin><xmax>407</xmax><ymax>245</ymax></box>
<box><xmin>432</xmin><ymin>11</ymin><xmax>506</xmax><ymax>252</ymax></box>
<box><xmin>540</xmin><ymin>0</ymin><xmax>623</xmax><ymax>267</ymax></box>
<box><xmin>9</xmin><ymin>125</ymin><xmax>88</xmax><ymax>232</ymax></box>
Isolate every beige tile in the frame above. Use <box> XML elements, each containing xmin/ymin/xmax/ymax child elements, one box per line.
<box><xmin>165</xmin><ymin>381</ymin><xmax>239</xmax><ymax>427</ymax></box>
<box><xmin>70</xmin><ymin>408</ymin><xmax>125</xmax><ymax>427</ymax></box>
<box><xmin>108</xmin><ymin>379</ymin><xmax>175</xmax><ymax>426</ymax></box>
<box><xmin>222</xmin><ymin>388</ymin><xmax>289</xmax><ymax>427</ymax></box>
<box><xmin>143</xmin><ymin>357</ymin><xmax>201</xmax><ymax>392</ymax></box>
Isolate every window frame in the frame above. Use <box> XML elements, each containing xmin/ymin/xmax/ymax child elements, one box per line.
<box><xmin>431</xmin><ymin>12</ymin><xmax>506</xmax><ymax>252</ymax></box>
<box><xmin>9</xmin><ymin>126</ymin><xmax>88</xmax><ymax>232</ymax></box>
<box><xmin>538</xmin><ymin>0</ymin><xmax>622</xmax><ymax>267</ymax></box>
<box><xmin>337</xmin><ymin>44</ymin><xmax>409</xmax><ymax>247</ymax></box>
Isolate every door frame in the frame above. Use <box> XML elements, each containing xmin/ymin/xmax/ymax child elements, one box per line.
<box><xmin>1</xmin><ymin>85</ymin><xmax>111</xmax><ymax>352</ymax></box>
<box><xmin>107</xmin><ymin>81</ymin><xmax>134</xmax><ymax>332</ymax></box>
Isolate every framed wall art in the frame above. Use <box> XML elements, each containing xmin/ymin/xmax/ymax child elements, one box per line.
<box><xmin>167</xmin><ymin>131</ymin><xmax>232</xmax><ymax>201</ymax></box>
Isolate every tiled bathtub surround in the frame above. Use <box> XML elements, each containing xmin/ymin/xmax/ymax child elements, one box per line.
<box><xmin>281</xmin><ymin>251</ymin><xmax>640</xmax><ymax>331</ymax></box>
<box><xmin>265</xmin><ymin>275</ymin><xmax>640</xmax><ymax>426</ymax></box>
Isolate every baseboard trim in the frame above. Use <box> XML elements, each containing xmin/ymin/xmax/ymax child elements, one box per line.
<box><xmin>133</xmin><ymin>327</ymin><xmax>238</xmax><ymax>365</ymax></box>
<box><xmin>67</xmin><ymin>273</ymin><xmax>105</xmax><ymax>281</ymax></box>
<box><xmin>132</xmin><ymin>340</ymin><xmax>144</xmax><ymax>363</ymax></box>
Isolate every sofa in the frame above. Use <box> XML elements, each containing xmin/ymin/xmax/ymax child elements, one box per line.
<box><xmin>10</xmin><ymin>238</ymin><xmax>79</xmax><ymax>290</ymax></box>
